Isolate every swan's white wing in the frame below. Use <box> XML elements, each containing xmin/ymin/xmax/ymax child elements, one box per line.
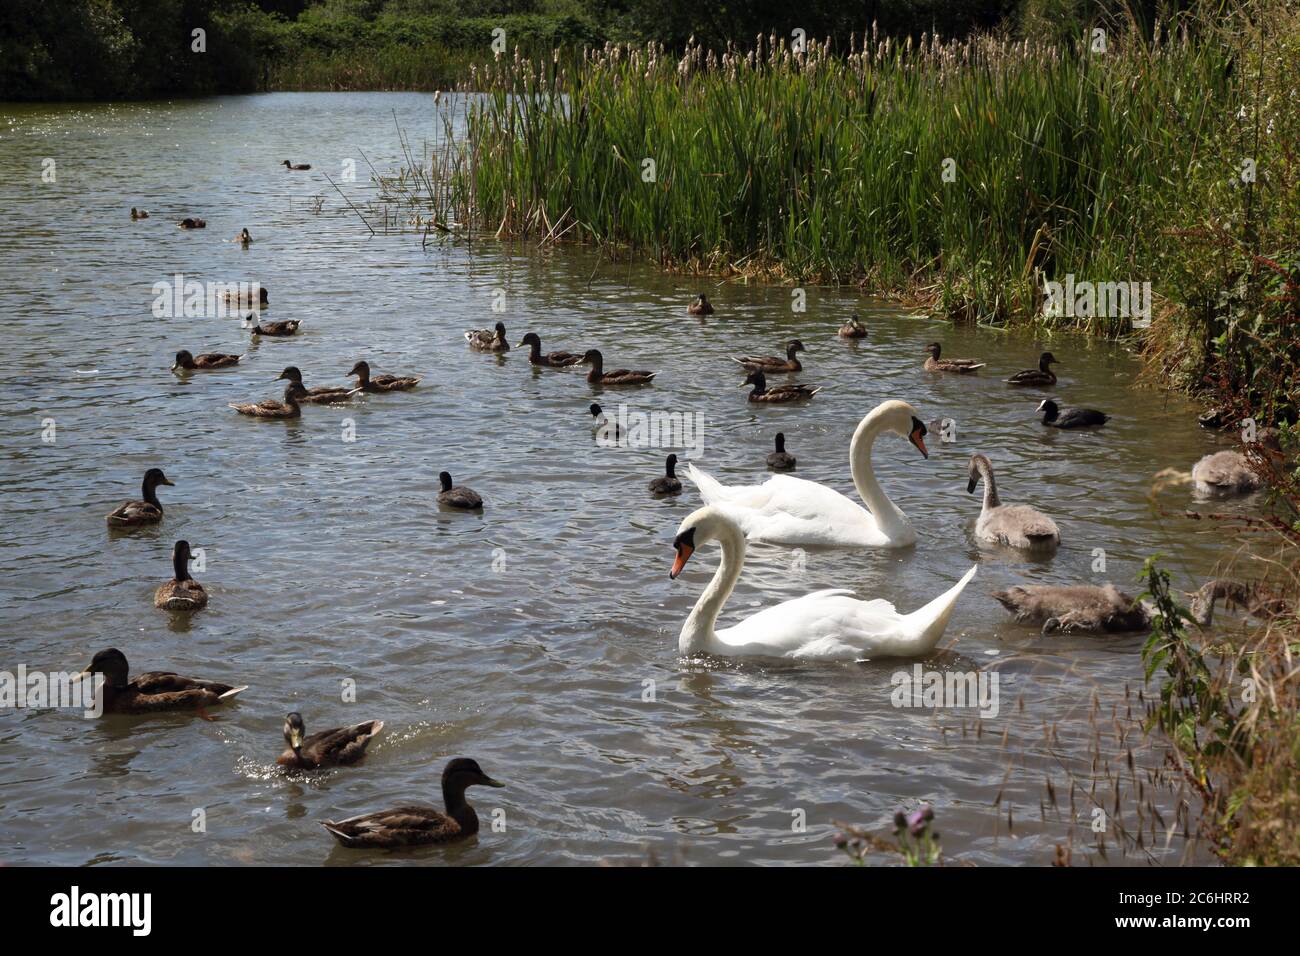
<box><xmin>716</xmin><ymin>589</ymin><xmax>908</xmax><ymax>661</ymax></box>
<box><xmin>687</xmin><ymin>466</ymin><xmax>884</xmax><ymax>547</ymax></box>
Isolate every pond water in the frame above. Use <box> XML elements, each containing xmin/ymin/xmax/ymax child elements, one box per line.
<box><xmin>0</xmin><ymin>93</ymin><xmax>1254</xmax><ymax>866</ymax></box>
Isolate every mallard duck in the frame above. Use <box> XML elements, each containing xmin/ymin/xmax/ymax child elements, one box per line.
<box><xmin>177</xmin><ymin>217</ymin><xmax>206</xmax><ymax>229</ymax></box>
<box><xmin>923</xmin><ymin>342</ymin><xmax>985</xmax><ymax>373</ymax></box>
<box><xmin>1192</xmin><ymin>450</ymin><xmax>1264</xmax><ymax>496</ymax></box>
<box><xmin>131</xmin><ymin>207</ymin><xmax>149</xmax><ymax>220</ymax></box>
<box><xmin>1037</xmin><ymin>399</ymin><xmax>1108</xmax><ymax>429</ymax></box>
<box><xmin>106</xmin><ymin>468</ymin><xmax>174</xmax><ymax>527</ymax></box>
<box><xmin>518</xmin><ymin>332</ymin><xmax>584</xmax><ymax>367</ymax></box>
<box><xmin>767</xmin><ymin>432</ymin><xmax>796</xmax><ymax>470</ymax></box>
<box><xmin>589</xmin><ymin>402</ymin><xmax>621</xmax><ymax>439</ymax></box>
<box><xmin>154</xmin><ymin>540</ymin><xmax>208</xmax><ymax>611</ymax></box>
<box><xmin>1006</xmin><ymin>351</ymin><xmax>1058</xmax><ymax>387</ymax></box>
<box><xmin>993</xmin><ymin>584</ymin><xmax>1150</xmax><ymax>634</ymax></box>
<box><xmin>277</xmin><ymin>366</ymin><xmax>354</xmax><ymax>403</ymax></box>
<box><xmin>741</xmin><ymin>369</ymin><xmax>821</xmax><ymax>403</ymax></box>
<box><xmin>282</xmin><ymin>160</ymin><xmax>312</xmax><ymax>171</ymax></box>
<box><xmin>172</xmin><ymin>349</ymin><xmax>241</xmax><ymax>371</ymax></box>
<box><xmin>648</xmin><ymin>454</ymin><xmax>682</xmax><ymax>495</ymax></box>
<box><xmin>247</xmin><ymin>318</ymin><xmax>299</xmax><ymax>337</ymax></box>
<box><xmin>277</xmin><ymin>712</ymin><xmax>384</xmax><ymax>770</ymax></box>
<box><xmin>437</xmin><ymin>472</ymin><xmax>482</xmax><ymax>510</ymax></box>
<box><xmin>227</xmin><ymin>287</ymin><xmax>270</xmax><ymax>308</ymax></box>
<box><xmin>966</xmin><ymin>453</ymin><xmax>1060</xmax><ymax>551</ymax></box>
<box><xmin>72</xmin><ymin>648</ymin><xmax>245</xmax><ymax>714</ymax></box>
<box><xmin>236</xmin><ymin>228</ymin><xmax>253</xmax><ymax>245</ymax></box>
<box><xmin>582</xmin><ymin>349</ymin><xmax>656</xmax><ymax>386</ymax></box>
<box><xmin>464</xmin><ymin>321</ymin><xmax>510</xmax><ymax>352</ymax></box>
<box><xmin>733</xmin><ymin>339</ymin><xmax>806</xmax><ymax>373</ymax></box>
<box><xmin>229</xmin><ymin>381</ymin><xmax>307</xmax><ymax>418</ymax></box>
<box><xmin>688</xmin><ymin>293</ymin><xmax>714</xmax><ymax>316</ymax></box>
<box><xmin>321</xmin><ymin>758</ymin><xmax>505</xmax><ymax>848</ymax></box>
<box><xmin>348</xmin><ymin>360</ymin><xmax>421</xmax><ymax>392</ymax></box>
<box><xmin>838</xmin><ymin>313</ymin><xmax>867</xmax><ymax>338</ymax></box>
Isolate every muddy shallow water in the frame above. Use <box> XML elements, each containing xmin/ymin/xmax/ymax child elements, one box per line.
<box><xmin>0</xmin><ymin>93</ymin><xmax>1257</xmax><ymax>865</ymax></box>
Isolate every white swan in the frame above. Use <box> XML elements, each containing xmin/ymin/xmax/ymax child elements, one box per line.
<box><xmin>686</xmin><ymin>400</ymin><xmax>928</xmax><ymax>548</ymax></box>
<box><xmin>670</xmin><ymin>505</ymin><xmax>977</xmax><ymax>660</ymax></box>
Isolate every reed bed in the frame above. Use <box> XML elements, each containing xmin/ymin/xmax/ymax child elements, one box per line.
<box><xmin>453</xmin><ymin>24</ymin><xmax>1234</xmax><ymax>330</ymax></box>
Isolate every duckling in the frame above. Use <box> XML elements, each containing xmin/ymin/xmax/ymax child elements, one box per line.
<box><xmin>437</xmin><ymin>471</ymin><xmax>482</xmax><ymax>510</ymax></box>
<box><xmin>1191</xmin><ymin>450</ymin><xmax>1263</xmax><ymax>496</ymax></box>
<box><xmin>172</xmin><ymin>349</ymin><xmax>242</xmax><ymax>371</ymax></box>
<box><xmin>131</xmin><ymin>207</ymin><xmax>149</xmax><ymax>220</ymax></box>
<box><xmin>229</xmin><ymin>381</ymin><xmax>307</xmax><ymax>418</ymax></box>
<box><xmin>247</xmin><ymin>317</ymin><xmax>299</xmax><ymax>337</ymax></box>
<box><xmin>732</xmin><ymin>339</ymin><xmax>806</xmax><ymax>373</ymax></box>
<box><xmin>1188</xmin><ymin>578</ymin><xmax>1289</xmax><ymax>627</ymax></box>
<box><xmin>923</xmin><ymin>342</ymin><xmax>985</xmax><ymax>373</ymax></box>
<box><xmin>767</xmin><ymin>432</ymin><xmax>796</xmax><ymax>470</ymax></box>
<box><xmin>582</xmin><ymin>349</ymin><xmax>656</xmax><ymax>386</ymax></box>
<box><xmin>838</xmin><ymin>313</ymin><xmax>867</xmax><ymax>338</ymax></box>
<box><xmin>993</xmin><ymin>584</ymin><xmax>1151</xmax><ymax>634</ymax></box>
<box><xmin>277</xmin><ymin>712</ymin><xmax>384</xmax><ymax>770</ymax></box>
<box><xmin>464</xmin><ymin>321</ymin><xmax>509</xmax><ymax>352</ymax></box>
<box><xmin>648</xmin><ymin>454</ymin><xmax>682</xmax><ymax>495</ymax></box>
<box><xmin>1006</xmin><ymin>351</ymin><xmax>1059</xmax><ymax>387</ymax></box>
<box><xmin>235</xmin><ymin>228</ymin><xmax>253</xmax><ymax>246</ymax></box>
<box><xmin>177</xmin><ymin>217</ymin><xmax>206</xmax><ymax>229</ymax></box>
<box><xmin>154</xmin><ymin>540</ymin><xmax>208</xmax><ymax>611</ymax></box>
<box><xmin>281</xmin><ymin>160</ymin><xmax>312</xmax><ymax>171</ymax></box>
<box><xmin>518</xmin><ymin>332</ymin><xmax>584</xmax><ymax>367</ymax></box>
<box><xmin>589</xmin><ymin>402</ymin><xmax>621</xmax><ymax>439</ymax></box>
<box><xmin>106</xmin><ymin>468</ymin><xmax>174</xmax><ymax>527</ymax></box>
<box><xmin>1037</xmin><ymin>399</ymin><xmax>1108</xmax><ymax>429</ymax></box>
<box><xmin>277</xmin><ymin>366</ymin><xmax>354</xmax><ymax>404</ymax></box>
<box><xmin>321</xmin><ymin>757</ymin><xmax>505</xmax><ymax>848</ymax></box>
<box><xmin>226</xmin><ymin>287</ymin><xmax>270</xmax><ymax>308</ymax></box>
<box><xmin>688</xmin><ymin>293</ymin><xmax>714</xmax><ymax>316</ymax></box>
<box><xmin>742</xmin><ymin>369</ymin><xmax>821</xmax><ymax>403</ymax></box>
<box><xmin>72</xmin><ymin>648</ymin><xmax>245</xmax><ymax>715</ymax></box>
<box><xmin>966</xmin><ymin>453</ymin><xmax>1059</xmax><ymax>551</ymax></box>
<box><xmin>348</xmin><ymin>360</ymin><xmax>421</xmax><ymax>392</ymax></box>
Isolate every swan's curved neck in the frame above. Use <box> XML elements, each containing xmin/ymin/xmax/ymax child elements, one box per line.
<box><xmin>680</xmin><ymin>524</ymin><xmax>745</xmax><ymax>655</ymax></box>
<box><xmin>976</xmin><ymin>460</ymin><xmax>1000</xmax><ymax>509</ymax></box>
<box><xmin>849</xmin><ymin>410</ymin><xmax>910</xmax><ymax>536</ymax></box>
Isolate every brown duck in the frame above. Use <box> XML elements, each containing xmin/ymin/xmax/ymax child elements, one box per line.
<box><xmin>582</xmin><ymin>349</ymin><xmax>656</xmax><ymax>385</ymax></box>
<box><xmin>321</xmin><ymin>758</ymin><xmax>505</xmax><ymax>848</ymax></box>
<box><xmin>464</xmin><ymin>321</ymin><xmax>510</xmax><ymax>352</ymax></box>
<box><xmin>349</xmin><ymin>360</ymin><xmax>421</xmax><ymax>392</ymax></box>
<box><xmin>742</xmin><ymin>369</ymin><xmax>821</xmax><ymax>403</ymax></box>
<box><xmin>277</xmin><ymin>712</ymin><xmax>384</xmax><ymax>770</ymax></box>
<box><xmin>688</xmin><ymin>293</ymin><xmax>715</xmax><ymax>316</ymax></box>
<box><xmin>732</xmin><ymin>339</ymin><xmax>806</xmax><ymax>373</ymax></box>
<box><xmin>247</xmin><ymin>317</ymin><xmax>297</xmax><ymax>337</ymax></box>
<box><xmin>154</xmin><ymin>540</ymin><xmax>208</xmax><ymax>611</ymax></box>
<box><xmin>106</xmin><ymin>468</ymin><xmax>174</xmax><ymax>527</ymax></box>
<box><xmin>518</xmin><ymin>332</ymin><xmax>584</xmax><ymax>367</ymax></box>
<box><xmin>923</xmin><ymin>342</ymin><xmax>985</xmax><ymax>373</ymax></box>
<box><xmin>177</xmin><ymin>217</ymin><xmax>206</xmax><ymax>229</ymax></box>
<box><xmin>229</xmin><ymin>381</ymin><xmax>308</xmax><ymax>418</ymax></box>
<box><xmin>172</xmin><ymin>349</ymin><xmax>241</xmax><ymax>371</ymax></box>
<box><xmin>838</xmin><ymin>314</ymin><xmax>867</xmax><ymax>338</ymax></box>
<box><xmin>277</xmin><ymin>366</ymin><xmax>354</xmax><ymax>403</ymax></box>
<box><xmin>1005</xmin><ymin>351</ymin><xmax>1059</xmax><ymax>387</ymax></box>
<box><xmin>72</xmin><ymin>648</ymin><xmax>245</xmax><ymax>715</ymax></box>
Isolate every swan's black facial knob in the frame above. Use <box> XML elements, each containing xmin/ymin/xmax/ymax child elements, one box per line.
<box><xmin>670</xmin><ymin>526</ymin><xmax>697</xmax><ymax>579</ymax></box>
<box><xmin>909</xmin><ymin>416</ymin><xmax>929</xmax><ymax>459</ymax></box>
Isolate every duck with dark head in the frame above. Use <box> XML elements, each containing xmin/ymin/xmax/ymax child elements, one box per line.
<box><xmin>72</xmin><ymin>647</ymin><xmax>246</xmax><ymax>715</ymax></box>
<box><xmin>321</xmin><ymin>757</ymin><xmax>505</xmax><ymax>848</ymax></box>
<box><xmin>154</xmin><ymin>539</ymin><xmax>208</xmax><ymax>611</ymax></box>
<box><xmin>348</xmin><ymin>360</ymin><xmax>421</xmax><ymax>392</ymax></box>
<box><xmin>172</xmin><ymin>349</ymin><xmax>241</xmax><ymax>371</ymax></box>
<box><xmin>106</xmin><ymin>468</ymin><xmax>174</xmax><ymax>527</ymax></box>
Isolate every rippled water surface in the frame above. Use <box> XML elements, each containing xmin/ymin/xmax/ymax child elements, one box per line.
<box><xmin>0</xmin><ymin>94</ymin><xmax>1255</xmax><ymax>866</ymax></box>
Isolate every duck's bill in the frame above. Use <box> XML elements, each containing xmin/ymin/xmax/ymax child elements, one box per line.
<box><xmin>484</xmin><ymin>776</ymin><xmax>506</xmax><ymax>788</ymax></box>
<box><xmin>670</xmin><ymin>544</ymin><xmax>694</xmax><ymax>579</ymax></box>
<box><xmin>965</xmin><ymin>477</ymin><xmax>977</xmax><ymax>493</ymax></box>
<box><xmin>69</xmin><ymin>669</ymin><xmax>89</xmax><ymax>684</ymax></box>
<box><xmin>289</xmin><ymin>731</ymin><xmax>304</xmax><ymax>752</ymax></box>
<box><xmin>910</xmin><ymin>428</ymin><xmax>929</xmax><ymax>459</ymax></box>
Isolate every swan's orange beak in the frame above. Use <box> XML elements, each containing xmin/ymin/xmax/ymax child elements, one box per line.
<box><xmin>910</xmin><ymin>426</ymin><xmax>929</xmax><ymax>459</ymax></box>
<box><xmin>670</xmin><ymin>544</ymin><xmax>694</xmax><ymax>579</ymax></box>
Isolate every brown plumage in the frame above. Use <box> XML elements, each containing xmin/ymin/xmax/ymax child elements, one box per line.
<box><xmin>177</xmin><ymin>217</ymin><xmax>206</xmax><ymax>229</ymax></box>
<box><xmin>229</xmin><ymin>382</ymin><xmax>307</xmax><ymax>418</ymax></box>
<box><xmin>281</xmin><ymin>160</ymin><xmax>311</xmax><ymax>170</ymax></box>
<box><xmin>437</xmin><ymin>471</ymin><xmax>483</xmax><ymax>510</ymax></box>
<box><xmin>1005</xmin><ymin>351</ymin><xmax>1058</xmax><ymax>387</ymax></box>
<box><xmin>838</xmin><ymin>313</ymin><xmax>867</xmax><ymax>338</ymax></box>
<box><xmin>154</xmin><ymin>540</ymin><xmax>208</xmax><ymax>611</ymax></box>
<box><xmin>172</xmin><ymin>349</ymin><xmax>241</xmax><ymax>371</ymax></box>
<box><xmin>248</xmin><ymin>318</ymin><xmax>298</xmax><ymax>337</ymax></box>
<box><xmin>349</xmin><ymin>360</ymin><xmax>421</xmax><ymax>392</ymax></box>
<box><xmin>742</xmin><ymin>369</ymin><xmax>821</xmax><ymax>403</ymax></box>
<box><xmin>277</xmin><ymin>366</ymin><xmax>354</xmax><ymax>403</ymax></box>
<box><xmin>236</xmin><ymin>228</ymin><xmax>253</xmax><ymax>246</ymax></box>
<box><xmin>993</xmin><ymin>584</ymin><xmax>1150</xmax><ymax>634</ymax></box>
<box><xmin>732</xmin><ymin>339</ymin><xmax>806</xmax><ymax>373</ymax></box>
<box><xmin>1188</xmin><ymin>578</ymin><xmax>1289</xmax><ymax>627</ymax></box>
<box><xmin>106</xmin><ymin>468</ymin><xmax>173</xmax><ymax>527</ymax></box>
<box><xmin>518</xmin><ymin>332</ymin><xmax>584</xmax><ymax>367</ymax></box>
<box><xmin>225</xmin><ymin>287</ymin><xmax>269</xmax><ymax>308</ymax></box>
<box><xmin>465</xmin><ymin>321</ymin><xmax>510</xmax><ymax>352</ymax></box>
<box><xmin>582</xmin><ymin>349</ymin><xmax>656</xmax><ymax>385</ymax></box>
<box><xmin>688</xmin><ymin>293</ymin><xmax>714</xmax><ymax>316</ymax></box>
<box><xmin>74</xmin><ymin>648</ymin><xmax>245</xmax><ymax>715</ymax></box>
<box><xmin>131</xmin><ymin>207</ymin><xmax>149</xmax><ymax>220</ymax></box>
<box><xmin>923</xmin><ymin>342</ymin><xmax>985</xmax><ymax>373</ymax></box>
<box><xmin>277</xmin><ymin>712</ymin><xmax>384</xmax><ymax>770</ymax></box>
<box><xmin>321</xmin><ymin>758</ymin><xmax>505</xmax><ymax>848</ymax></box>
<box><xmin>648</xmin><ymin>454</ymin><xmax>682</xmax><ymax>495</ymax></box>
<box><xmin>767</xmin><ymin>432</ymin><xmax>796</xmax><ymax>470</ymax></box>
